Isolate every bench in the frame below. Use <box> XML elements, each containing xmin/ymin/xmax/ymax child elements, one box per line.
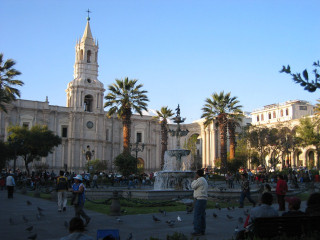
<box><xmin>248</xmin><ymin>215</ymin><xmax>320</xmax><ymax>239</ymax></box>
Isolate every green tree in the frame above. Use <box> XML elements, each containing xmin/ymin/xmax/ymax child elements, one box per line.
<box><xmin>184</xmin><ymin>134</ymin><xmax>201</xmax><ymax>170</ymax></box>
<box><xmin>280</xmin><ymin>60</ymin><xmax>320</xmax><ymax>92</ymax></box>
<box><xmin>7</xmin><ymin>125</ymin><xmax>62</xmax><ymax>175</ymax></box>
<box><xmin>246</xmin><ymin>126</ymin><xmax>270</xmax><ymax>165</ymax></box>
<box><xmin>296</xmin><ymin>117</ymin><xmax>320</xmax><ymax>169</ymax></box>
<box><xmin>85</xmin><ymin>159</ymin><xmax>108</xmax><ymax>173</ymax></box>
<box><xmin>104</xmin><ymin>77</ymin><xmax>149</xmax><ymax>155</ymax></box>
<box><xmin>0</xmin><ymin>53</ymin><xmax>24</xmax><ymax>112</ymax></box>
<box><xmin>114</xmin><ymin>153</ymin><xmax>137</xmax><ymax>177</ymax></box>
<box><xmin>201</xmin><ymin>91</ymin><xmax>242</xmax><ymax>173</ymax></box>
<box><xmin>153</xmin><ymin>106</ymin><xmax>174</xmax><ymax>169</ymax></box>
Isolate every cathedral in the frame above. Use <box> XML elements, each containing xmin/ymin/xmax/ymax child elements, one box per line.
<box><xmin>0</xmin><ymin>18</ymin><xmax>215</xmax><ymax>173</ymax></box>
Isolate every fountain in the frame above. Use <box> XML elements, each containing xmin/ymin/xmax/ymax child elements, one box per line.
<box><xmin>154</xmin><ymin>105</ymin><xmax>195</xmax><ymax>190</ymax></box>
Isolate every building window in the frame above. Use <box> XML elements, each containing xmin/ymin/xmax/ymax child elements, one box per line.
<box><xmin>84</xmin><ymin>95</ymin><xmax>93</xmax><ymax>112</ymax></box>
<box><xmin>280</xmin><ymin>109</ymin><xmax>283</xmax><ymax>117</ymax></box>
<box><xmin>273</xmin><ymin>111</ymin><xmax>276</xmax><ymax>118</ymax></box>
<box><xmin>62</xmin><ymin>127</ymin><xmax>68</xmax><ymax>138</ymax></box>
<box><xmin>95</xmin><ymin>52</ymin><xmax>98</xmax><ymax>63</ymax></box>
<box><xmin>106</xmin><ymin>129</ymin><xmax>109</xmax><ymax>141</ymax></box>
<box><xmin>136</xmin><ymin>132</ymin><xmax>142</xmax><ymax>143</ymax></box>
<box><xmin>87</xmin><ymin>50</ymin><xmax>91</xmax><ymax>63</ymax></box>
<box><xmin>257</xmin><ymin>116</ymin><xmax>259</xmax><ymax>121</ymax></box>
<box><xmin>286</xmin><ymin>108</ymin><xmax>289</xmax><ymax>116</ymax></box>
<box><xmin>299</xmin><ymin>106</ymin><xmax>307</xmax><ymax>110</ymax></box>
<box><xmin>261</xmin><ymin>114</ymin><xmax>264</xmax><ymax>121</ymax></box>
<box><xmin>22</xmin><ymin>122</ymin><xmax>29</xmax><ymax>128</ymax></box>
<box><xmin>80</xmin><ymin>49</ymin><xmax>84</xmax><ymax>60</ymax></box>
<box><xmin>268</xmin><ymin>113</ymin><xmax>272</xmax><ymax>120</ymax></box>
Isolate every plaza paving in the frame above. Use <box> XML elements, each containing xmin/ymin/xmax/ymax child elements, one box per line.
<box><xmin>0</xmin><ymin>188</ymin><xmax>308</xmax><ymax>240</ymax></box>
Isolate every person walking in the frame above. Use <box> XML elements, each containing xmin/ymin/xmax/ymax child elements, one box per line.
<box><xmin>6</xmin><ymin>171</ymin><xmax>15</xmax><ymax>199</ymax></box>
<box><xmin>71</xmin><ymin>175</ymin><xmax>91</xmax><ymax>226</ymax></box>
<box><xmin>92</xmin><ymin>173</ymin><xmax>98</xmax><ymax>189</ymax></box>
<box><xmin>191</xmin><ymin>169</ymin><xmax>208</xmax><ymax>236</ymax></box>
<box><xmin>56</xmin><ymin>170</ymin><xmax>68</xmax><ymax>212</ymax></box>
<box><xmin>276</xmin><ymin>174</ymin><xmax>288</xmax><ymax>211</ymax></box>
<box><xmin>239</xmin><ymin>173</ymin><xmax>256</xmax><ymax>208</ymax></box>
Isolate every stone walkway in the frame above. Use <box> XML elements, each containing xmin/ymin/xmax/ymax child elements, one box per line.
<box><xmin>0</xmin><ymin>189</ymin><xmax>307</xmax><ymax>240</ymax></box>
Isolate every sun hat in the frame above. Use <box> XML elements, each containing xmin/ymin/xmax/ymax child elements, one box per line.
<box><xmin>73</xmin><ymin>174</ymin><xmax>83</xmax><ymax>181</ymax></box>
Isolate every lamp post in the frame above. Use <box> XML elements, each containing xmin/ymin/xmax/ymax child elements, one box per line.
<box><xmin>130</xmin><ymin>142</ymin><xmax>145</xmax><ymax>173</ymax></box>
<box><xmin>82</xmin><ymin>145</ymin><xmax>94</xmax><ymax>173</ymax></box>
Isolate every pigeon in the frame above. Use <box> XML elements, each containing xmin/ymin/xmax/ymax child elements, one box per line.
<box><xmin>215</xmin><ymin>203</ymin><xmax>221</xmax><ymax>210</ymax></box>
<box><xmin>159</xmin><ymin>209</ymin><xmax>166</xmax><ymax>216</ymax></box>
<box><xmin>152</xmin><ymin>215</ymin><xmax>161</xmax><ymax>222</ymax></box>
<box><xmin>36</xmin><ymin>214</ymin><xmax>41</xmax><ymax>220</ymax></box>
<box><xmin>25</xmin><ymin>226</ymin><xmax>33</xmax><ymax>232</ymax></box>
<box><xmin>64</xmin><ymin>221</ymin><xmax>69</xmax><ymax>229</ymax></box>
<box><xmin>166</xmin><ymin>220</ymin><xmax>175</xmax><ymax>227</ymax></box>
<box><xmin>227</xmin><ymin>206</ymin><xmax>232</xmax><ymax>210</ymax></box>
<box><xmin>116</xmin><ymin>217</ymin><xmax>123</xmax><ymax>223</ymax></box>
<box><xmin>121</xmin><ymin>209</ymin><xmax>127</xmax><ymax>214</ymax></box>
<box><xmin>9</xmin><ymin>218</ymin><xmax>15</xmax><ymax>225</ymax></box>
<box><xmin>213</xmin><ymin>213</ymin><xmax>218</xmax><ymax>218</ymax></box>
<box><xmin>26</xmin><ymin>200</ymin><xmax>32</xmax><ymax>206</ymax></box>
<box><xmin>126</xmin><ymin>232</ymin><xmax>133</xmax><ymax>240</ymax></box>
<box><xmin>238</xmin><ymin>217</ymin><xmax>244</xmax><ymax>224</ymax></box>
<box><xmin>38</xmin><ymin>211</ymin><xmax>45</xmax><ymax>217</ymax></box>
<box><xmin>27</xmin><ymin>233</ymin><xmax>37</xmax><ymax>240</ymax></box>
<box><xmin>232</xmin><ymin>206</ymin><xmax>235</xmax><ymax>210</ymax></box>
<box><xmin>37</xmin><ymin>207</ymin><xmax>44</xmax><ymax>212</ymax></box>
<box><xmin>227</xmin><ymin>214</ymin><xmax>234</xmax><ymax>220</ymax></box>
<box><xmin>177</xmin><ymin>215</ymin><xmax>182</xmax><ymax>222</ymax></box>
<box><xmin>22</xmin><ymin>215</ymin><xmax>29</xmax><ymax>223</ymax></box>
<box><xmin>186</xmin><ymin>206</ymin><xmax>193</xmax><ymax>214</ymax></box>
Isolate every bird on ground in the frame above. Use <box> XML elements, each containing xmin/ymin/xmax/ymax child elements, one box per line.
<box><xmin>9</xmin><ymin>218</ymin><xmax>15</xmax><ymax>225</ymax></box>
<box><xmin>22</xmin><ymin>215</ymin><xmax>29</xmax><ymax>223</ymax></box>
<box><xmin>213</xmin><ymin>213</ymin><xmax>218</xmax><ymax>218</ymax></box>
<box><xmin>26</xmin><ymin>200</ymin><xmax>32</xmax><ymax>206</ymax></box>
<box><xmin>232</xmin><ymin>206</ymin><xmax>235</xmax><ymax>210</ymax></box>
<box><xmin>36</xmin><ymin>214</ymin><xmax>41</xmax><ymax>220</ymax></box>
<box><xmin>126</xmin><ymin>232</ymin><xmax>133</xmax><ymax>240</ymax></box>
<box><xmin>177</xmin><ymin>215</ymin><xmax>182</xmax><ymax>222</ymax></box>
<box><xmin>215</xmin><ymin>203</ymin><xmax>221</xmax><ymax>210</ymax></box>
<box><xmin>25</xmin><ymin>226</ymin><xmax>33</xmax><ymax>232</ymax></box>
<box><xmin>116</xmin><ymin>217</ymin><xmax>123</xmax><ymax>223</ymax></box>
<box><xmin>159</xmin><ymin>209</ymin><xmax>166</xmax><ymax>216</ymax></box>
<box><xmin>120</xmin><ymin>209</ymin><xmax>127</xmax><ymax>214</ymax></box>
<box><xmin>166</xmin><ymin>220</ymin><xmax>175</xmax><ymax>227</ymax></box>
<box><xmin>152</xmin><ymin>215</ymin><xmax>161</xmax><ymax>222</ymax></box>
<box><xmin>37</xmin><ymin>207</ymin><xmax>44</xmax><ymax>212</ymax></box>
<box><xmin>27</xmin><ymin>233</ymin><xmax>37</xmax><ymax>240</ymax></box>
<box><xmin>186</xmin><ymin>206</ymin><xmax>193</xmax><ymax>214</ymax></box>
<box><xmin>64</xmin><ymin>221</ymin><xmax>69</xmax><ymax>229</ymax></box>
<box><xmin>238</xmin><ymin>217</ymin><xmax>244</xmax><ymax>224</ymax></box>
<box><xmin>227</xmin><ymin>207</ymin><xmax>232</xmax><ymax>210</ymax></box>
<box><xmin>227</xmin><ymin>214</ymin><xmax>234</xmax><ymax>220</ymax></box>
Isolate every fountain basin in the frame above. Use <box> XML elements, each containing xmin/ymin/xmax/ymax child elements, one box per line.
<box><xmin>154</xmin><ymin>171</ymin><xmax>195</xmax><ymax>190</ymax></box>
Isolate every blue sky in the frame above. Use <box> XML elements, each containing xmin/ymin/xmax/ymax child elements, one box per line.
<box><xmin>1</xmin><ymin>0</ymin><xmax>319</xmax><ymax>123</ymax></box>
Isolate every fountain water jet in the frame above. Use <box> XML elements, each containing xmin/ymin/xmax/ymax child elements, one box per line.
<box><xmin>154</xmin><ymin>105</ymin><xmax>195</xmax><ymax>190</ymax></box>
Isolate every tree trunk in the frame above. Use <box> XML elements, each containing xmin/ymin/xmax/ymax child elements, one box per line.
<box><xmin>160</xmin><ymin>120</ymin><xmax>168</xmax><ymax>169</ymax></box>
<box><xmin>228</xmin><ymin>122</ymin><xmax>236</xmax><ymax>160</ymax></box>
<box><xmin>218</xmin><ymin>114</ymin><xmax>228</xmax><ymax>173</ymax></box>
<box><xmin>122</xmin><ymin>109</ymin><xmax>132</xmax><ymax>155</ymax></box>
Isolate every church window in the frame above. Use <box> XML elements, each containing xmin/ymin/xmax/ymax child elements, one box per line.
<box><xmin>87</xmin><ymin>78</ymin><xmax>91</xmax><ymax>83</ymax></box>
<box><xmin>268</xmin><ymin>112</ymin><xmax>272</xmax><ymax>119</ymax></box>
<box><xmin>62</xmin><ymin>126</ymin><xmax>68</xmax><ymax>138</ymax></box>
<box><xmin>280</xmin><ymin>109</ymin><xmax>283</xmax><ymax>117</ymax></box>
<box><xmin>84</xmin><ymin>95</ymin><xmax>93</xmax><ymax>112</ymax></box>
<box><xmin>87</xmin><ymin>50</ymin><xmax>91</xmax><ymax>63</ymax></box>
<box><xmin>80</xmin><ymin>49</ymin><xmax>84</xmax><ymax>60</ymax></box>
<box><xmin>256</xmin><ymin>116</ymin><xmax>259</xmax><ymax>121</ymax></box>
<box><xmin>95</xmin><ymin>52</ymin><xmax>98</xmax><ymax>62</ymax></box>
<box><xmin>286</xmin><ymin>108</ymin><xmax>289</xmax><ymax>116</ymax></box>
<box><xmin>106</xmin><ymin>129</ymin><xmax>110</xmax><ymax>141</ymax></box>
<box><xmin>261</xmin><ymin>114</ymin><xmax>264</xmax><ymax>121</ymax></box>
<box><xmin>22</xmin><ymin>122</ymin><xmax>29</xmax><ymax>128</ymax></box>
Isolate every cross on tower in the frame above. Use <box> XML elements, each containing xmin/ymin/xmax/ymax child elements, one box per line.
<box><xmin>86</xmin><ymin>9</ymin><xmax>91</xmax><ymax>21</ymax></box>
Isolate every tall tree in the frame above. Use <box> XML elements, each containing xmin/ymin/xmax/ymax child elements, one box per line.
<box><xmin>280</xmin><ymin>60</ymin><xmax>320</xmax><ymax>92</ymax></box>
<box><xmin>153</xmin><ymin>106</ymin><xmax>174</xmax><ymax>169</ymax></box>
<box><xmin>201</xmin><ymin>91</ymin><xmax>242</xmax><ymax>173</ymax></box>
<box><xmin>296</xmin><ymin>117</ymin><xmax>320</xmax><ymax>169</ymax></box>
<box><xmin>7</xmin><ymin>125</ymin><xmax>62</xmax><ymax>175</ymax></box>
<box><xmin>0</xmin><ymin>53</ymin><xmax>24</xmax><ymax>112</ymax></box>
<box><xmin>104</xmin><ymin>77</ymin><xmax>149</xmax><ymax>154</ymax></box>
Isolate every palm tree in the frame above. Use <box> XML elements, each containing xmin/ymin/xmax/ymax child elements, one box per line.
<box><xmin>201</xmin><ymin>91</ymin><xmax>242</xmax><ymax>173</ymax></box>
<box><xmin>153</xmin><ymin>106</ymin><xmax>174</xmax><ymax>169</ymax></box>
<box><xmin>0</xmin><ymin>53</ymin><xmax>24</xmax><ymax>112</ymax></box>
<box><xmin>104</xmin><ymin>77</ymin><xmax>149</xmax><ymax>154</ymax></box>
<box><xmin>227</xmin><ymin>113</ymin><xmax>243</xmax><ymax>159</ymax></box>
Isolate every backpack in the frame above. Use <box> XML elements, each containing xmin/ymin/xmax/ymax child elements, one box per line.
<box><xmin>56</xmin><ymin>177</ymin><xmax>68</xmax><ymax>191</ymax></box>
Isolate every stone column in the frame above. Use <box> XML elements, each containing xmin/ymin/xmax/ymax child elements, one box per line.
<box><xmin>201</xmin><ymin>129</ymin><xmax>206</xmax><ymax>168</ymax></box>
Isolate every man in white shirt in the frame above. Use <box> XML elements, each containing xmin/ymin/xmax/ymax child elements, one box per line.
<box><xmin>6</xmin><ymin>171</ymin><xmax>15</xmax><ymax>199</ymax></box>
<box><xmin>191</xmin><ymin>169</ymin><xmax>208</xmax><ymax>236</ymax></box>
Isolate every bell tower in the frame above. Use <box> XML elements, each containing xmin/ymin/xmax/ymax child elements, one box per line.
<box><xmin>66</xmin><ymin>15</ymin><xmax>105</xmax><ymax>114</ymax></box>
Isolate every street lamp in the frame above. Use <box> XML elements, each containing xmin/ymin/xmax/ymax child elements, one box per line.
<box><xmin>82</xmin><ymin>145</ymin><xmax>94</xmax><ymax>173</ymax></box>
<box><xmin>130</xmin><ymin>141</ymin><xmax>145</xmax><ymax>173</ymax></box>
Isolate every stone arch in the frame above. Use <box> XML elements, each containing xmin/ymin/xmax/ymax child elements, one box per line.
<box><xmin>87</xmin><ymin>50</ymin><xmax>91</xmax><ymax>63</ymax></box>
<box><xmin>84</xmin><ymin>94</ymin><xmax>93</xmax><ymax>112</ymax></box>
<box><xmin>80</xmin><ymin>49</ymin><xmax>84</xmax><ymax>60</ymax></box>
<box><xmin>307</xmin><ymin>150</ymin><xmax>315</xmax><ymax>169</ymax></box>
